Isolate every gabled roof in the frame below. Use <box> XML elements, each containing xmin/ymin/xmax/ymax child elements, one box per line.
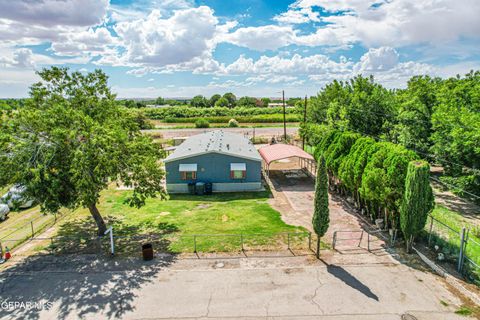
<box><xmin>164</xmin><ymin>130</ymin><xmax>262</xmax><ymax>163</ymax></box>
<box><xmin>259</xmin><ymin>143</ymin><xmax>314</xmax><ymax>165</ymax></box>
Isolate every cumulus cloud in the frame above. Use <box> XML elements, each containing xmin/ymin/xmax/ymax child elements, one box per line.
<box><xmin>105</xmin><ymin>6</ymin><xmax>226</xmax><ymax>67</ymax></box>
<box><xmin>0</xmin><ymin>48</ymin><xmax>35</xmax><ymax>68</ymax></box>
<box><xmin>222</xmin><ymin>25</ymin><xmax>296</xmax><ymax>51</ymax></box>
<box><xmin>355</xmin><ymin>47</ymin><xmax>399</xmax><ymax>72</ymax></box>
<box><xmin>0</xmin><ymin>0</ymin><xmax>108</xmax><ymax>27</ymax></box>
<box><xmin>273</xmin><ymin>7</ymin><xmax>320</xmax><ymax>24</ymax></box>
<box><xmin>51</xmin><ymin>28</ymin><xmax>117</xmax><ymax>57</ymax></box>
<box><xmin>296</xmin><ymin>0</ymin><xmax>480</xmax><ymax>47</ymax></box>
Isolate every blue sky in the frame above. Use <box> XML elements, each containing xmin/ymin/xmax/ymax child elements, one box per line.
<box><xmin>0</xmin><ymin>0</ymin><xmax>479</xmax><ymax>98</ymax></box>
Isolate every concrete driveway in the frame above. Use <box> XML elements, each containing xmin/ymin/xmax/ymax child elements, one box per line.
<box><xmin>0</xmin><ymin>255</ymin><xmax>466</xmax><ymax>320</ymax></box>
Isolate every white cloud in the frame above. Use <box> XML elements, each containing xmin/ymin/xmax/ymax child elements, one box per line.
<box><xmin>297</xmin><ymin>0</ymin><xmax>480</xmax><ymax>47</ymax></box>
<box><xmin>0</xmin><ymin>0</ymin><xmax>109</xmax><ymax>27</ymax></box>
<box><xmin>109</xmin><ymin>6</ymin><xmax>220</xmax><ymax>67</ymax></box>
<box><xmin>222</xmin><ymin>25</ymin><xmax>296</xmax><ymax>51</ymax></box>
<box><xmin>273</xmin><ymin>7</ymin><xmax>320</xmax><ymax>24</ymax></box>
<box><xmin>51</xmin><ymin>28</ymin><xmax>117</xmax><ymax>57</ymax></box>
<box><xmin>0</xmin><ymin>48</ymin><xmax>35</xmax><ymax>68</ymax></box>
<box><xmin>355</xmin><ymin>47</ymin><xmax>399</xmax><ymax>72</ymax></box>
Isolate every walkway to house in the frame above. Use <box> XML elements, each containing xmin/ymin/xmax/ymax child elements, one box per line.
<box><xmin>267</xmin><ymin>159</ymin><xmax>392</xmax><ymax>265</ymax></box>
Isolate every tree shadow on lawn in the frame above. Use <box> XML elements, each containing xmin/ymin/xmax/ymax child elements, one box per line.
<box><xmin>0</xmin><ymin>217</ymin><xmax>179</xmax><ymax>320</ymax></box>
<box><xmin>169</xmin><ymin>190</ymin><xmax>272</xmax><ymax>202</ymax></box>
<box><xmin>52</xmin><ymin>216</ymin><xmax>180</xmax><ymax>256</ymax></box>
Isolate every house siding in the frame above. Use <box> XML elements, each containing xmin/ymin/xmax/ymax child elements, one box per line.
<box><xmin>165</xmin><ymin>153</ymin><xmax>262</xmax><ymax>186</ymax></box>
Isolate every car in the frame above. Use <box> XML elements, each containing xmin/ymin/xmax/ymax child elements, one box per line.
<box><xmin>0</xmin><ymin>204</ymin><xmax>9</xmax><ymax>221</ymax></box>
<box><xmin>1</xmin><ymin>185</ymin><xmax>34</xmax><ymax>209</ymax></box>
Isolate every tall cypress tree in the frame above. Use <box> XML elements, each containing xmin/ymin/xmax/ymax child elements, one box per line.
<box><xmin>312</xmin><ymin>156</ymin><xmax>330</xmax><ymax>258</ymax></box>
<box><xmin>400</xmin><ymin>161</ymin><xmax>434</xmax><ymax>253</ymax></box>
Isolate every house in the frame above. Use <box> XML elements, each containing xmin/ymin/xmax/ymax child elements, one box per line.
<box><xmin>164</xmin><ymin>130</ymin><xmax>262</xmax><ymax>193</ymax></box>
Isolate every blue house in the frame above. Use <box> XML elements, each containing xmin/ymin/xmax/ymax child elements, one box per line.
<box><xmin>164</xmin><ymin>130</ymin><xmax>263</xmax><ymax>193</ymax></box>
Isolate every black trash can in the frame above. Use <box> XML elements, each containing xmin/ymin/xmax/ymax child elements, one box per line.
<box><xmin>188</xmin><ymin>182</ymin><xmax>196</xmax><ymax>195</ymax></box>
<box><xmin>142</xmin><ymin>243</ymin><xmax>154</xmax><ymax>261</ymax></box>
<box><xmin>205</xmin><ymin>182</ymin><xmax>213</xmax><ymax>195</ymax></box>
<box><xmin>196</xmin><ymin>182</ymin><xmax>205</xmax><ymax>195</ymax></box>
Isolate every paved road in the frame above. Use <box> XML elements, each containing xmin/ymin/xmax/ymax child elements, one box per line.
<box><xmin>144</xmin><ymin>127</ymin><xmax>299</xmax><ymax>139</ymax></box>
<box><xmin>0</xmin><ymin>255</ymin><xmax>465</xmax><ymax>320</ymax></box>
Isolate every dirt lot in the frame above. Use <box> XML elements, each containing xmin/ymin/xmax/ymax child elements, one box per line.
<box><xmin>143</xmin><ymin>126</ymin><xmax>299</xmax><ymax>139</ymax></box>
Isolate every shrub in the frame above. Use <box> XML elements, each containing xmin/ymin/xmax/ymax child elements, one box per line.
<box><xmin>228</xmin><ymin>118</ymin><xmax>239</xmax><ymax>127</ymax></box>
<box><xmin>195</xmin><ymin>118</ymin><xmax>210</xmax><ymax>128</ymax></box>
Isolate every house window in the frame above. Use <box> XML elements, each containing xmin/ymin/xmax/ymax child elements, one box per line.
<box><xmin>179</xmin><ymin>164</ymin><xmax>197</xmax><ymax>180</ymax></box>
<box><xmin>230</xmin><ymin>163</ymin><xmax>246</xmax><ymax>180</ymax></box>
<box><xmin>181</xmin><ymin>171</ymin><xmax>197</xmax><ymax>180</ymax></box>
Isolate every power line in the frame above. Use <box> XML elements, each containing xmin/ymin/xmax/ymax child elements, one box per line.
<box><xmin>342</xmin><ymin>127</ymin><xmax>480</xmax><ymax>199</ymax></box>
<box><xmin>333</xmin><ymin>123</ymin><xmax>480</xmax><ymax>175</ymax></box>
<box><xmin>430</xmin><ymin>176</ymin><xmax>480</xmax><ymax>200</ymax></box>
<box><xmin>324</xmin><ymin>103</ymin><xmax>479</xmax><ymax>131</ymax></box>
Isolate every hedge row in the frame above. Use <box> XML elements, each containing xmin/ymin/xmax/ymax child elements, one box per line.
<box><xmin>163</xmin><ymin>114</ymin><xmax>301</xmax><ymax>123</ymax></box>
<box><xmin>144</xmin><ymin>106</ymin><xmax>300</xmax><ymax>120</ymax></box>
<box><xmin>304</xmin><ymin>124</ymin><xmax>420</xmax><ymax>229</ymax></box>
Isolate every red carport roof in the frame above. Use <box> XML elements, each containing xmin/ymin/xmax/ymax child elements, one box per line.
<box><xmin>259</xmin><ymin>143</ymin><xmax>314</xmax><ymax>165</ymax></box>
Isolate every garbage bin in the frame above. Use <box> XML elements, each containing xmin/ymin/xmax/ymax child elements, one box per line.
<box><xmin>142</xmin><ymin>243</ymin><xmax>154</xmax><ymax>261</ymax></box>
<box><xmin>188</xmin><ymin>182</ymin><xmax>196</xmax><ymax>195</ymax></box>
<box><xmin>204</xmin><ymin>182</ymin><xmax>213</xmax><ymax>195</ymax></box>
<box><xmin>196</xmin><ymin>182</ymin><xmax>205</xmax><ymax>195</ymax></box>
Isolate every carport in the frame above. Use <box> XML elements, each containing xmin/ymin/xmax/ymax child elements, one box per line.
<box><xmin>259</xmin><ymin>143</ymin><xmax>316</xmax><ymax>178</ymax></box>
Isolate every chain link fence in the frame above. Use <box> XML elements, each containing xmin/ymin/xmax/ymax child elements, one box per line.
<box><xmin>423</xmin><ymin>215</ymin><xmax>480</xmax><ymax>285</ymax></box>
<box><xmin>1</xmin><ymin>231</ymin><xmax>316</xmax><ymax>258</ymax></box>
<box><xmin>0</xmin><ymin>212</ymin><xmax>64</xmax><ymax>251</ymax></box>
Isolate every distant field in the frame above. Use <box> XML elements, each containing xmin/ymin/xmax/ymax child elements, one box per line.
<box><xmin>150</xmin><ymin>120</ymin><xmax>300</xmax><ymax>129</ymax></box>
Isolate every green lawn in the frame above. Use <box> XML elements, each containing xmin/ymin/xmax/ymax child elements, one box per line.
<box><xmin>426</xmin><ymin>205</ymin><xmax>480</xmax><ymax>284</ymax></box>
<box><xmin>53</xmin><ymin>189</ymin><xmax>308</xmax><ymax>254</ymax></box>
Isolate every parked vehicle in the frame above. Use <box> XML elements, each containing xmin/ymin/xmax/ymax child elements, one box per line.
<box><xmin>0</xmin><ymin>204</ymin><xmax>9</xmax><ymax>221</ymax></box>
<box><xmin>1</xmin><ymin>185</ymin><xmax>34</xmax><ymax>209</ymax></box>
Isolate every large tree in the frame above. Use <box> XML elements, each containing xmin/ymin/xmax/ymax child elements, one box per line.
<box><xmin>312</xmin><ymin>156</ymin><xmax>329</xmax><ymax>258</ymax></box>
<box><xmin>0</xmin><ymin>67</ymin><xmax>167</xmax><ymax>235</ymax></box>
<box><xmin>400</xmin><ymin>161</ymin><xmax>434</xmax><ymax>253</ymax></box>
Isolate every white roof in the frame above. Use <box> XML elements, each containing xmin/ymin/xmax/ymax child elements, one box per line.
<box><xmin>179</xmin><ymin>164</ymin><xmax>197</xmax><ymax>172</ymax></box>
<box><xmin>164</xmin><ymin>130</ymin><xmax>262</xmax><ymax>163</ymax></box>
<box><xmin>230</xmin><ymin>163</ymin><xmax>246</xmax><ymax>170</ymax></box>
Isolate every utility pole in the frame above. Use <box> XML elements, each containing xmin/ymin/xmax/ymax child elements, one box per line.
<box><xmin>282</xmin><ymin>90</ymin><xmax>287</xmax><ymax>142</ymax></box>
<box><xmin>302</xmin><ymin>95</ymin><xmax>307</xmax><ymax>150</ymax></box>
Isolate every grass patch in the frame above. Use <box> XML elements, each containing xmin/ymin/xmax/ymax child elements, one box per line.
<box><xmin>54</xmin><ymin>189</ymin><xmax>308</xmax><ymax>254</ymax></box>
<box><xmin>424</xmin><ymin>205</ymin><xmax>480</xmax><ymax>285</ymax></box>
<box><xmin>455</xmin><ymin>306</ymin><xmax>473</xmax><ymax>316</ymax></box>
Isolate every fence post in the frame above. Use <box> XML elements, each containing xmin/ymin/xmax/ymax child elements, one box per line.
<box><xmin>31</xmin><ymin>221</ymin><xmax>34</xmax><ymax>238</ymax></box>
<box><xmin>367</xmin><ymin>232</ymin><xmax>370</xmax><ymax>252</ymax></box>
<box><xmin>308</xmin><ymin>233</ymin><xmax>312</xmax><ymax>250</ymax></box>
<box><xmin>458</xmin><ymin>227</ymin><xmax>466</xmax><ymax>273</ymax></box>
<box><xmin>287</xmin><ymin>233</ymin><xmax>290</xmax><ymax>250</ymax></box>
<box><xmin>428</xmin><ymin>215</ymin><xmax>434</xmax><ymax>246</ymax></box>
<box><xmin>54</xmin><ymin>213</ymin><xmax>57</xmax><ymax>224</ymax></box>
<box><xmin>240</xmin><ymin>234</ymin><xmax>244</xmax><ymax>252</ymax></box>
<box><xmin>193</xmin><ymin>235</ymin><xmax>197</xmax><ymax>253</ymax></box>
<box><xmin>358</xmin><ymin>231</ymin><xmax>364</xmax><ymax>247</ymax></box>
<box><xmin>332</xmin><ymin>231</ymin><xmax>337</xmax><ymax>250</ymax></box>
